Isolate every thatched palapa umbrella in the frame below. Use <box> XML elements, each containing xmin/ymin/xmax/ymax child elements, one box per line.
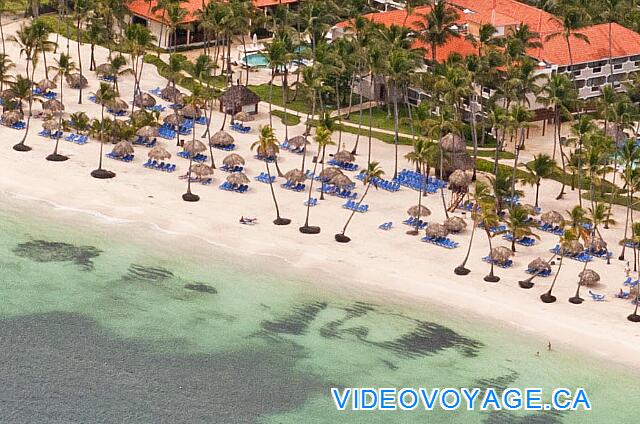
<box><xmin>578</xmin><ymin>269</ymin><xmax>600</xmax><ymax>287</ymax></box>
<box><xmin>134</xmin><ymin>93</ymin><xmax>156</xmax><ymax>108</ymax></box>
<box><xmin>284</xmin><ymin>168</ymin><xmax>306</xmax><ymax>184</ymax></box>
<box><xmin>182</xmin><ymin>139</ymin><xmax>208</xmax><ymax>201</ymax></box>
<box><xmin>590</xmin><ymin>237</ymin><xmax>607</xmax><ymax>253</ymax></box>
<box><xmin>210</xmin><ymin>130</ymin><xmax>234</xmax><ymax>146</ymax></box>
<box><xmin>95</xmin><ymin>63</ymin><xmax>113</xmax><ymax>76</ymax></box>
<box><xmin>160</xmin><ymin>86</ymin><xmax>181</xmax><ymax>102</ymax></box>
<box><xmin>407</xmin><ymin>205</ymin><xmax>431</xmax><ymax>218</ymax></box>
<box><xmin>561</xmin><ymin>240</ymin><xmax>584</xmax><ymax>256</ymax></box>
<box><xmin>334</xmin><ymin>150</ymin><xmax>355</xmax><ymax>163</ymax></box>
<box><xmin>528</xmin><ymin>257</ymin><xmax>551</xmax><ymax>273</ymax></box>
<box><xmin>425</xmin><ymin>223</ymin><xmax>449</xmax><ymax>238</ymax></box>
<box><xmin>522</xmin><ymin>203</ymin><xmax>538</xmax><ymax>215</ymax></box>
<box><xmin>444</xmin><ymin>216</ymin><xmax>467</xmax><ymax>233</ymax></box>
<box><xmin>223</xmin><ymin>153</ymin><xmax>245</xmax><ymax>167</ymax></box>
<box><xmin>2</xmin><ymin>110</ymin><xmax>23</xmax><ymax>125</ymax></box>
<box><xmin>490</xmin><ymin>246</ymin><xmax>514</xmax><ymax>264</ymax></box>
<box><xmin>319</xmin><ymin>167</ymin><xmax>342</xmax><ymax>181</ymax></box>
<box><xmin>287</xmin><ymin>135</ymin><xmax>308</xmax><ymax>149</ymax></box>
<box><xmin>37</xmin><ymin>78</ymin><xmax>57</xmax><ymax>91</ymax></box>
<box><xmin>191</xmin><ymin>163</ymin><xmax>213</xmax><ymax>179</ymax></box>
<box><xmin>541</xmin><ymin>210</ymin><xmax>565</xmax><ymax>226</ymax></box>
<box><xmin>148</xmin><ymin>146</ymin><xmax>171</xmax><ymax>161</ymax></box>
<box><xmin>440</xmin><ymin>133</ymin><xmax>474</xmax><ymax>177</ymax></box>
<box><xmin>227</xmin><ymin>172</ymin><xmax>249</xmax><ymax>186</ymax></box>
<box><xmin>136</xmin><ymin>125</ymin><xmax>159</xmax><ymax>138</ymax></box>
<box><xmin>111</xmin><ymin>141</ymin><xmax>134</xmax><ymax>157</ymax></box>
<box><xmin>234</xmin><ymin>111</ymin><xmax>249</xmax><ymax>122</ymax></box>
<box><xmin>42</xmin><ymin>119</ymin><xmax>60</xmax><ymax>131</ymax></box>
<box><xmin>110</xmin><ymin>98</ymin><xmax>129</xmax><ymax>113</ymax></box>
<box><xmin>43</xmin><ymin>99</ymin><xmax>64</xmax><ymax>112</ymax></box>
<box><xmin>175</xmin><ymin>93</ymin><xmax>188</xmax><ymax>107</ymax></box>
<box><xmin>448</xmin><ymin>169</ymin><xmax>472</xmax><ymax>193</ymax></box>
<box><xmin>164</xmin><ymin>114</ymin><xmax>185</xmax><ymax>127</ymax></box>
<box><xmin>330</xmin><ymin>174</ymin><xmax>353</xmax><ymax>188</ymax></box>
<box><xmin>182</xmin><ymin>104</ymin><xmax>201</xmax><ymax>119</ymax></box>
<box><xmin>66</xmin><ymin>73</ymin><xmax>88</xmax><ymax>89</ymax></box>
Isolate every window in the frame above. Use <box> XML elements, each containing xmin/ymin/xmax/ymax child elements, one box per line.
<box><xmin>614</xmin><ymin>64</ymin><xmax>623</xmax><ymax>70</ymax></box>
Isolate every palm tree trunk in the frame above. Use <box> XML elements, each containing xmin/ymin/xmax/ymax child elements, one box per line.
<box><xmin>392</xmin><ymin>82</ymin><xmax>399</xmax><ymax>179</ymax></box>
<box><xmin>282</xmin><ymin>70</ymin><xmax>289</xmax><ymax>141</ymax></box>
<box><xmin>186</xmin><ymin>157</ymin><xmax>194</xmax><ymax>194</ymax></box>
<box><xmin>268</xmin><ymin>68</ymin><xmax>274</xmax><ymax>128</ymax></box>
<box><xmin>97</xmin><ymin>106</ymin><xmax>105</xmax><ymax>170</ymax></box>
<box><xmin>510</xmin><ymin>128</ymin><xmax>522</xmax><ymax>199</ymax></box>
<box><xmin>535</xmin><ymin>181</ymin><xmax>540</xmax><ymax>208</ymax></box>
<box><xmin>414</xmin><ymin>164</ymin><xmax>424</xmax><ymax>233</ymax></box>
<box><xmin>457</xmin><ymin>215</ymin><xmax>477</xmax><ymax>271</ymax></box>
<box><xmin>265</xmin><ymin>161</ymin><xmax>282</xmax><ymax>219</ymax></box>
<box><xmin>77</xmin><ymin>19</ymin><xmax>83</xmax><ymax>104</ymax></box>
<box><xmin>340</xmin><ymin>182</ymin><xmax>371</xmax><ymax>236</ymax></box>
<box><xmin>620</xmin><ymin>183</ymin><xmax>632</xmax><ymax>260</ymax></box>
<box><xmin>486</xmin><ymin>231</ymin><xmax>496</xmax><ymax>278</ymax></box>
<box><xmin>303</xmin><ymin>148</ymin><xmax>321</xmax><ymax>227</ymax></box>
<box><xmin>470</xmin><ymin>99</ymin><xmax>478</xmax><ymax>180</ymax></box>
<box><xmin>556</xmin><ymin>109</ymin><xmax>567</xmax><ymax>199</ymax></box>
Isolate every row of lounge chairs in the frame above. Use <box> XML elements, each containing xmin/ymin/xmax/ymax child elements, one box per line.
<box><xmin>220</xmin><ymin>165</ymin><xmax>243</xmax><ymax>173</ymax></box>
<box><xmin>108</xmin><ymin>109</ymin><xmax>127</xmax><ymax>117</ymax></box>
<box><xmin>159</xmin><ymin>126</ymin><xmax>176</xmax><ymax>139</ymax></box>
<box><xmin>219</xmin><ymin>182</ymin><xmax>249</xmax><ymax>193</ymax></box>
<box><xmin>143</xmin><ymin>160</ymin><xmax>176</xmax><ymax>172</ymax></box>
<box><xmin>281</xmin><ymin>181</ymin><xmax>306</xmax><ymax>192</ymax></box>
<box><xmin>525</xmin><ymin>267</ymin><xmax>551</xmax><ymax>277</ymax></box>
<box><xmin>482</xmin><ymin>256</ymin><xmax>513</xmax><ymax>268</ymax></box>
<box><xmin>623</xmin><ymin>277</ymin><xmax>639</xmax><ymax>287</ymax></box>
<box><xmin>538</xmin><ymin>223</ymin><xmax>565</xmax><ymax>236</ymax></box>
<box><xmin>279</xmin><ymin>140</ymin><xmax>305</xmax><ymax>154</ymax></box>
<box><xmin>355</xmin><ymin>173</ymin><xmax>401</xmax><ymax>192</ymax></box>
<box><xmin>422</xmin><ymin>236</ymin><xmax>459</xmax><ymax>249</ymax></box>
<box><xmin>255</xmin><ymin>172</ymin><xmax>276</xmax><ymax>183</ymax></box>
<box><xmin>403</xmin><ymin>217</ymin><xmax>427</xmax><ymax>229</ymax></box>
<box><xmin>38</xmin><ymin>129</ymin><xmax>64</xmax><ymax>139</ymax></box>
<box><xmin>230</xmin><ymin>122</ymin><xmax>251</xmax><ymax>133</ymax></box>
<box><xmin>215</xmin><ymin>144</ymin><xmax>236</xmax><ymax>151</ymax></box>
<box><xmin>255</xmin><ymin>154</ymin><xmax>275</xmax><ymax>162</ymax></box>
<box><xmin>343</xmin><ymin>199</ymin><xmax>368</xmax><ymax>213</ymax></box>
<box><xmin>327</xmin><ymin>159</ymin><xmax>358</xmax><ymax>171</ymax></box>
<box><xmin>549</xmin><ymin>245</ymin><xmax>592</xmax><ymax>262</ymax></box>
<box><xmin>395</xmin><ymin>169</ymin><xmax>445</xmax><ymax>193</ymax></box>
<box><xmin>177</xmin><ymin>151</ymin><xmax>207</xmax><ymax>163</ymax></box>
<box><xmin>106</xmin><ymin>152</ymin><xmax>134</xmax><ymax>162</ymax></box>
<box><xmin>65</xmin><ymin>133</ymin><xmax>88</xmax><ymax>144</ymax></box>
<box><xmin>458</xmin><ymin>202</ymin><xmax>479</xmax><ymax>212</ymax></box>
<box><xmin>33</xmin><ymin>88</ymin><xmax>57</xmax><ymax>99</ymax></box>
<box><xmin>319</xmin><ymin>184</ymin><xmax>358</xmax><ymax>199</ymax></box>
<box><xmin>146</xmin><ymin>105</ymin><xmax>166</xmax><ymax>112</ymax></box>
<box><xmin>4</xmin><ymin>121</ymin><xmax>26</xmax><ymax>130</ymax></box>
<box><xmin>133</xmin><ymin>137</ymin><xmax>157</xmax><ymax>148</ymax></box>
<box><xmin>378</xmin><ymin>222</ymin><xmax>393</xmax><ymax>230</ymax></box>
<box><xmin>503</xmin><ymin>233</ymin><xmax>536</xmax><ymax>247</ymax></box>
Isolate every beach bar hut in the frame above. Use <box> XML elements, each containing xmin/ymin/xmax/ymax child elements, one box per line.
<box><xmin>219</xmin><ymin>85</ymin><xmax>260</xmax><ymax>115</ymax></box>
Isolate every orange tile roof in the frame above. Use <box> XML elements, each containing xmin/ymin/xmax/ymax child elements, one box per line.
<box><xmin>127</xmin><ymin>0</ymin><xmax>297</xmax><ymax>24</ymax></box>
<box><xmin>336</xmin><ymin>0</ymin><xmax>640</xmax><ymax>66</ymax></box>
<box><xmin>532</xmin><ymin>23</ymin><xmax>640</xmax><ymax>66</ymax></box>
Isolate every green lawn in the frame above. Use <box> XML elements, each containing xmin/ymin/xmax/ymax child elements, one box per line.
<box><xmin>249</xmin><ymin>84</ymin><xmax>315</xmax><ymax>115</ymax></box>
<box><xmin>271</xmin><ymin>110</ymin><xmax>301</xmax><ymax>126</ymax></box>
<box><xmin>343</xmin><ymin>105</ymin><xmax>413</xmax><ymax>134</ymax></box>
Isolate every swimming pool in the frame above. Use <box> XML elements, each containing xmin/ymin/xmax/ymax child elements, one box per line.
<box><xmin>243</xmin><ymin>53</ymin><xmax>269</xmax><ymax>68</ymax></box>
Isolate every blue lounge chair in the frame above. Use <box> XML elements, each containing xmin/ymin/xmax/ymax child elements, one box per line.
<box><xmin>304</xmin><ymin>197</ymin><xmax>318</xmax><ymax>207</ymax></box>
<box><xmin>378</xmin><ymin>222</ymin><xmax>393</xmax><ymax>230</ymax></box>
<box><xmin>588</xmin><ymin>290</ymin><xmax>605</xmax><ymax>301</ymax></box>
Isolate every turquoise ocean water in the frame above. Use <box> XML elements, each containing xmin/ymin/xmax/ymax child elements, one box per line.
<box><xmin>0</xmin><ymin>197</ymin><xmax>636</xmax><ymax>423</ymax></box>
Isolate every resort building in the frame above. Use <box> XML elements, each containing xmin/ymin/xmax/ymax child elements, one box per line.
<box><xmin>332</xmin><ymin>0</ymin><xmax>640</xmax><ymax>110</ymax></box>
<box><xmin>126</xmin><ymin>0</ymin><xmax>298</xmax><ymax>49</ymax></box>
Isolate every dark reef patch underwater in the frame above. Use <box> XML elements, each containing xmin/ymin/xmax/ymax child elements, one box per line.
<box><xmin>12</xmin><ymin>240</ymin><xmax>102</xmax><ymax>270</ymax></box>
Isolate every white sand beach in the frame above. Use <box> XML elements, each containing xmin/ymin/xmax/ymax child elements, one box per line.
<box><xmin>2</xmin><ymin>19</ymin><xmax>640</xmax><ymax>371</ymax></box>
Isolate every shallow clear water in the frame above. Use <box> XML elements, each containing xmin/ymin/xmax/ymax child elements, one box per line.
<box><xmin>0</xmin><ymin>198</ymin><xmax>636</xmax><ymax>423</ymax></box>
<box><xmin>242</xmin><ymin>53</ymin><xmax>269</xmax><ymax>68</ymax></box>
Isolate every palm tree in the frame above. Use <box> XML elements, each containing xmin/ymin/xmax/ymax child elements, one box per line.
<box><xmin>480</xmin><ymin>203</ymin><xmax>503</xmax><ymax>282</ymax></box>
<box><xmin>454</xmin><ymin>181</ymin><xmax>491</xmax><ymax>275</ymax></box>
<box><xmin>404</xmin><ymin>138</ymin><xmax>432</xmax><ymax>235</ymax></box>
<box><xmin>86</xmin><ymin>17</ymin><xmax>107</xmax><ymax>71</ymax></box>
<box><xmin>507</xmin><ymin>104</ymin><xmax>534</xmax><ymax>198</ymax></box>
<box><xmin>124</xmin><ymin>23</ymin><xmax>156</xmax><ymax>110</ymax></box>
<box><xmin>108</xmin><ymin>54</ymin><xmax>134</xmax><ymax>94</ymax></box>
<box><xmin>46</xmin><ymin>53</ymin><xmax>76</xmax><ymax>162</ymax></box>
<box><xmin>618</xmin><ymin>139</ymin><xmax>640</xmax><ymax>260</ymax></box>
<box><xmin>416</xmin><ymin>0</ymin><xmax>460</xmax><ymax>64</ymax></box>
<box><xmin>0</xmin><ymin>53</ymin><xmax>14</xmax><ymax>92</ymax></box>
<box><xmin>541</xmin><ymin>227</ymin><xmax>576</xmax><ymax>303</ymax></box>
<box><xmin>73</xmin><ymin>0</ymin><xmax>90</xmax><ymax>104</ymax></box>
<box><xmin>9</xmin><ymin>75</ymin><xmax>34</xmax><ymax>151</ymax></box>
<box><xmin>263</xmin><ymin>38</ymin><xmax>287</xmax><ymax>128</ymax></box>
<box><xmin>335</xmin><ymin>161</ymin><xmax>384</xmax><ymax>243</ymax></box>
<box><xmin>251</xmin><ymin>126</ymin><xmax>290</xmax><ymax>225</ymax></box>
<box><xmin>91</xmin><ymin>82</ymin><xmax>117</xmax><ymax>179</ymax></box>
<box><xmin>300</xmin><ymin>125</ymin><xmax>333</xmax><ymax>234</ymax></box>
<box><xmin>545</xmin><ymin>6</ymin><xmax>590</xmax><ymax>88</ymax></box>
<box><xmin>523</xmin><ymin>154</ymin><xmax>556</xmax><ymax>208</ymax></box>
<box><xmin>504</xmin><ymin>205</ymin><xmax>539</xmax><ymax>252</ymax></box>
<box><xmin>30</xmin><ymin>18</ymin><xmax>56</xmax><ymax>81</ymax></box>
